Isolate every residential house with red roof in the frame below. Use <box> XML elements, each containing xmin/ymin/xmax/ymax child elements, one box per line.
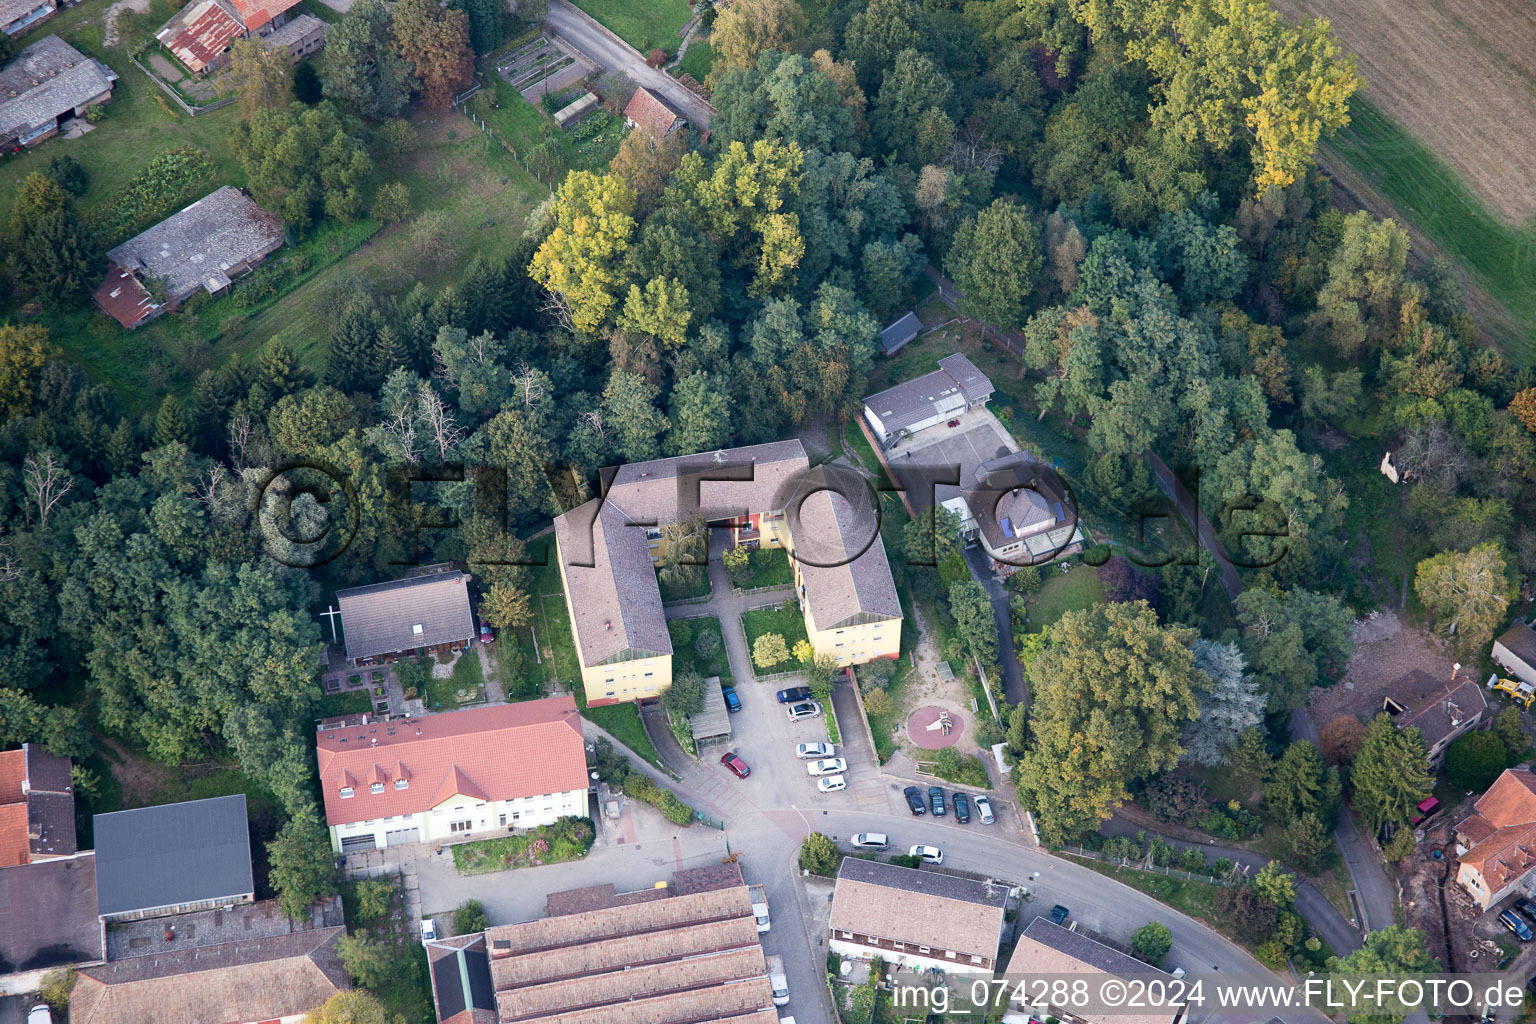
<box><xmin>316</xmin><ymin>697</ymin><xmax>590</xmax><ymax>853</ymax></box>
<box><xmin>624</xmin><ymin>86</ymin><xmax>686</xmax><ymax>138</ymax></box>
<box><xmin>0</xmin><ymin>742</ymin><xmax>76</xmax><ymax>867</ymax></box>
<box><xmin>1455</xmin><ymin>767</ymin><xmax>1536</xmax><ymax>909</ymax></box>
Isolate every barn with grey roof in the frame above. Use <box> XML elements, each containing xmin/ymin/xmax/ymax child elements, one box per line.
<box><xmin>336</xmin><ymin>568</ymin><xmax>477</xmax><ymax>666</ymax></box>
<box><xmin>862</xmin><ymin>352</ymin><xmax>994</xmax><ymax>446</ymax></box>
<box><xmin>93</xmin><ymin>185</ymin><xmax>284</xmax><ymax>328</ymax></box>
<box><xmin>0</xmin><ymin>34</ymin><xmax>116</xmax><ymax>149</ymax></box>
<box><xmin>93</xmin><ymin>794</ymin><xmax>255</xmax><ymax>922</ymax></box>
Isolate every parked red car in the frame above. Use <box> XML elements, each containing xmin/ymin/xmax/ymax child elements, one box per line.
<box><xmin>720</xmin><ymin>752</ymin><xmax>751</xmax><ymax>778</ymax></box>
<box><xmin>478</xmin><ymin>620</ymin><xmax>495</xmax><ymax>644</ymax></box>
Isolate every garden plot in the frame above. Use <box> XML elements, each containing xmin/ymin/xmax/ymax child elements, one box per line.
<box><xmin>497</xmin><ymin>34</ymin><xmax>596</xmax><ymax>105</ymax></box>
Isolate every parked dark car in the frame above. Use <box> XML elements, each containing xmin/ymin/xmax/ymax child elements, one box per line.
<box><xmin>1500</xmin><ymin>909</ymin><xmax>1533</xmax><ymax>942</ymax></box>
<box><xmin>952</xmin><ymin>792</ymin><xmax>971</xmax><ymax>823</ymax></box>
<box><xmin>1514</xmin><ymin>897</ymin><xmax>1536</xmax><ymax>926</ymax></box>
<box><xmin>928</xmin><ymin>785</ymin><xmax>946</xmax><ymax>816</ymax></box>
<box><xmin>776</xmin><ymin>686</ymin><xmax>812</xmax><ymax>703</ymax></box>
<box><xmin>720</xmin><ymin>752</ymin><xmax>750</xmax><ymax>779</ymax></box>
<box><xmin>1049</xmin><ymin>905</ymin><xmax>1070</xmax><ymax>925</ymax></box>
<box><xmin>722</xmin><ymin>685</ymin><xmax>741</xmax><ymax>713</ymax></box>
<box><xmin>903</xmin><ymin>785</ymin><xmax>926</xmax><ymax>815</ymax></box>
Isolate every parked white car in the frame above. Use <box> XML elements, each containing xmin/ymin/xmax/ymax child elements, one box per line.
<box><xmin>27</xmin><ymin>1006</ymin><xmax>52</xmax><ymax>1024</ymax></box>
<box><xmin>807</xmin><ymin>757</ymin><xmax>847</xmax><ymax>777</ymax></box>
<box><xmin>421</xmin><ymin>918</ymin><xmax>437</xmax><ymax>943</ymax></box>
<box><xmin>786</xmin><ymin>701</ymin><xmax>822</xmax><ymax>721</ymax></box>
<box><xmin>795</xmin><ymin>742</ymin><xmax>836</xmax><ymax>759</ymax></box>
<box><xmin>850</xmin><ymin>832</ymin><xmax>888</xmax><ymax>849</ymax></box>
<box><xmin>817</xmin><ymin>775</ymin><xmax>847</xmax><ymax>792</ymax></box>
<box><xmin>909</xmin><ymin>844</ymin><xmax>944</xmax><ymax>864</ymax></box>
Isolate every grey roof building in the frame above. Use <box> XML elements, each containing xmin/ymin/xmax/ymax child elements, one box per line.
<box><xmin>94</xmin><ymin>794</ymin><xmax>255</xmax><ymax>922</ymax></box>
<box><xmin>336</xmin><ymin>569</ymin><xmax>477</xmax><ymax>665</ymax></box>
<box><xmin>830</xmin><ymin>858</ymin><xmax>1008</xmax><ymax>972</ymax></box>
<box><xmin>95</xmin><ymin>186</ymin><xmax>283</xmax><ymax>328</ymax></box>
<box><xmin>792</xmin><ymin>484</ymin><xmax>902</xmax><ymax>632</ymax></box>
<box><xmin>1</xmin><ymin>0</ymin><xmax>56</xmax><ymax>37</ymax></box>
<box><xmin>1495</xmin><ymin>621</ymin><xmax>1536</xmax><ymax>688</ymax></box>
<box><xmin>862</xmin><ymin>353</ymin><xmax>994</xmax><ymax>445</ymax></box>
<box><xmin>0</xmin><ymin>35</ymin><xmax>117</xmax><ymax>149</ymax></box>
<box><xmin>1006</xmin><ymin>918</ymin><xmax>1180</xmax><ymax>1024</ymax></box>
<box><xmin>956</xmin><ymin>451</ymin><xmax>1082</xmax><ymax>569</ymax></box>
<box><xmin>880</xmin><ymin>311</ymin><xmax>921</xmax><ymax>356</ymax></box>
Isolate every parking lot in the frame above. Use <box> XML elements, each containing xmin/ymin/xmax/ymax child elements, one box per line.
<box><xmin>881</xmin><ymin>407</ymin><xmax>1020</xmax><ymax>510</ymax></box>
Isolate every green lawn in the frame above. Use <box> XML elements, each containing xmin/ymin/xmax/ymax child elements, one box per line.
<box><xmin>584</xmin><ymin>702</ymin><xmax>666</xmax><ymax>770</ymax></box>
<box><xmin>315</xmin><ymin>687</ymin><xmax>373</xmax><ymax>720</ymax></box>
<box><xmin>450</xmin><ymin>816</ymin><xmax>594</xmax><ymax>874</ymax></box>
<box><xmin>425</xmin><ymin>652</ymin><xmax>486</xmax><ymax>710</ymax></box>
<box><xmin>668</xmin><ymin>616</ymin><xmax>732</xmax><ymax>682</ymax></box>
<box><xmin>677</xmin><ymin>40</ymin><xmax>714</xmax><ymax>82</ymax></box>
<box><xmin>570</xmin><ymin>0</ymin><xmax>692</xmax><ymax>54</ymax></box>
<box><xmin>734</xmin><ymin>547</ymin><xmax>794</xmax><ymax>590</ymax></box>
<box><xmin>1327</xmin><ymin>93</ymin><xmax>1536</xmax><ymax>362</ymax></box>
<box><xmin>1022</xmin><ymin>563</ymin><xmax>1104</xmax><ymax>634</ymax></box>
<box><xmin>741</xmin><ymin>601</ymin><xmax>810</xmax><ymax>672</ymax></box>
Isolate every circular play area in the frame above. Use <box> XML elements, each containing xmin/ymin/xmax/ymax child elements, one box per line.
<box><xmin>905</xmin><ymin>705</ymin><xmax>966</xmax><ymax>749</ymax></box>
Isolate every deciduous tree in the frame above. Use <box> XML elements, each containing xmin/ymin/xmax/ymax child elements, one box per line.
<box><xmin>1414</xmin><ymin>543</ymin><xmax>1515</xmax><ymax>655</ymax></box>
<box><xmin>710</xmin><ymin>0</ymin><xmax>805</xmax><ymax>75</ymax></box>
<box><xmin>230</xmin><ymin>37</ymin><xmax>292</xmax><ymax>120</ymax></box>
<box><xmin>1015</xmin><ymin>602</ymin><xmax>1202</xmax><ymax>844</ymax></box>
<box><xmin>268</xmin><ymin>806</ymin><xmax>337</xmax><ymax>920</ymax></box>
<box><xmin>0</xmin><ymin>323</ymin><xmax>58</xmax><ymax>419</ymax></box>
<box><xmin>305</xmin><ymin>990</ymin><xmax>401</xmax><ymax>1024</ymax></box>
<box><xmin>391</xmin><ymin>0</ymin><xmax>475</xmax><ymax>108</ymax></box>
<box><xmin>1444</xmin><ymin>731</ymin><xmax>1507</xmax><ymax>793</ymax></box>
<box><xmin>1327</xmin><ymin>927</ymin><xmax>1438</xmax><ymax>1024</ymax></box>
<box><xmin>529</xmin><ymin>172</ymin><xmax>638</xmax><ymax>332</ymax></box>
<box><xmin>753</xmin><ymin>632</ymin><xmax>789</xmax><ymax>668</ymax></box>
<box><xmin>1131</xmin><ymin>921</ymin><xmax>1172</xmax><ymax>966</ymax></box>
<box><xmin>945</xmin><ymin>201</ymin><xmax>1042</xmax><ymax>330</ymax></box>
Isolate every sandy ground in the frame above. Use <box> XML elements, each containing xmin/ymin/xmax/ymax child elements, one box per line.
<box><xmin>102</xmin><ymin>0</ymin><xmax>153</xmax><ymax>48</ymax></box>
<box><xmin>1273</xmin><ymin>0</ymin><xmax>1536</xmax><ymax>225</ymax></box>
<box><xmin>1305</xmin><ymin>611</ymin><xmax>1452</xmax><ymax>725</ymax></box>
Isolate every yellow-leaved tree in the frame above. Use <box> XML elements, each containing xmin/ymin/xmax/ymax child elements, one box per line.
<box><xmin>528</xmin><ymin>171</ymin><xmax>638</xmax><ymax>333</ymax></box>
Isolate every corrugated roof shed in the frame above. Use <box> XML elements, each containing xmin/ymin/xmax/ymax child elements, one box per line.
<box><xmin>93</xmin><ymin>794</ymin><xmax>254</xmax><ymax>918</ymax></box>
<box><xmin>103</xmin><ymin>186</ymin><xmax>283</xmax><ymax>306</ymax></box>
<box><xmin>336</xmin><ymin>570</ymin><xmax>476</xmax><ymax>662</ymax></box>
<box><xmin>0</xmin><ymin>35</ymin><xmax>115</xmax><ymax>145</ymax></box>
<box><xmin>155</xmin><ymin>0</ymin><xmax>244</xmax><ymax>73</ymax></box>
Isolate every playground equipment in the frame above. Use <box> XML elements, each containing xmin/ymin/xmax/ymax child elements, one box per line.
<box><xmin>1488</xmin><ymin>672</ymin><xmax>1536</xmax><ymax>710</ymax></box>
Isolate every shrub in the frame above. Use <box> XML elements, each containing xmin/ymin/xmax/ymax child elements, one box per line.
<box><xmin>1446</xmin><ymin>731</ymin><xmax>1508</xmax><ymax>792</ymax></box>
<box><xmin>929</xmin><ymin>746</ymin><xmax>991</xmax><ymax>788</ymax></box>
<box><xmin>694</xmin><ymin>628</ymin><xmax>720</xmax><ymax>662</ymax></box>
<box><xmin>1132</xmin><ymin>921</ymin><xmax>1172</xmax><ymax>965</ymax></box>
<box><xmin>1142</xmin><ymin>776</ymin><xmax>1210</xmax><ymax>827</ymax></box>
<box><xmin>39</xmin><ymin>969</ymin><xmax>74</xmax><ymax>1012</ymax></box>
<box><xmin>1213</xmin><ymin>886</ymin><xmax>1277</xmax><ymax>943</ymax></box>
<box><xmin>800</xmin><ymin>831</ymin><xmax>838</xmax><ymax>875</ymax></box>
<box><xmin>454</xmin><ymin>899</ymin><xmax>489</xmax><ymax>934</ymax></box>
<box><xmin>1254</xmin><ymin>938</ymin><xmax>1290</xmax><ymax>969</ymax></box>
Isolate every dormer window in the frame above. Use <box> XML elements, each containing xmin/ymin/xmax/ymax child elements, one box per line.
<box><xmin>412</xmin><ymin>623</ymin><xmax>424</xmax><ymax>636</ymax></box>
<box><xmin>370</xmin><ymin>782</ymin><xmax>384</xmax><ymax>794</ymax></box>
<box><xmin>395</xmin><ymin>778</ymin><xmax>409</xmax><ymax>790</ymax></box>
<box><xmin>340</xmin><ymin>787</ymin><xmax>354</xmax><ymax>798</ymax></box>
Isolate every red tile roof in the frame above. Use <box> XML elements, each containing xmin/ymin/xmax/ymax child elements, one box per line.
<box><xmin>155</xmin><ymin>0</ymin><xmax>243</xmax><ymax>74</ymax></box>
<box><xmin>0</xmin><ymin>749</ymin><xmax>25</xmax><ymax>805</ymax></box>
<box><xmin>1457</xmin><ymin>769</ymin><xmax>1536</xmax><ymax>895</ymax></box>
<box><xmin>624</xmin><ymin>87</ymin><xmax>685</xmax><ymax>138</ymax></box>
<box><xmin>0</xmin><ymin>803</ymin><xmax>30</xmax><ymax>868</ymax></box>
<box><xmin>223</xmin><ymin>0</ymin><xmax>298</xmax><ymax>31</ymax></box>
<box><xmin>315</xmin><ymin>698</ymin><xmax>588</xmax><ymax>827</ymax></box>
<box><xmin>92</xmin><ymin>261</ymin><xmax>156</xmax><ymax>328</ymax></box>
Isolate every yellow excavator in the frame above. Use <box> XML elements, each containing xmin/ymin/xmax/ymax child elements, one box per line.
<box><xmin>1490</xmin><ymin>673</ymin><xmax>1536</xmax><ymax>710</ymax></box>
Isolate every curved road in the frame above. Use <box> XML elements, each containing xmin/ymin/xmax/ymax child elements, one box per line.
<box><xmin>544</xmin><ymin>0</ymin><xmax>715</xmax><ymax>128</ymax></box>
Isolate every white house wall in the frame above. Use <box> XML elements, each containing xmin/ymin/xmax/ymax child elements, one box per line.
<box><xmin>829</xmin><ymin>938</ymin><xmax>993</xmax><ymax>977</ymax></box>
<box><xmin>1494</xmin><ymin>642</ymin><xmax>1536</xmax><ymax>688</ymax></box>
<box><xmin>329</xmin><ymin>787</ymin><xmax>586</xmax><ymax>851</ymax></box>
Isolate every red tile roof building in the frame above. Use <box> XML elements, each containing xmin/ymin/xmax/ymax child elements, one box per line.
<box><xmin>624</xmin><ymin>86</ymin><xmax>686</xmax><ymax>138</ymax></box>
<box><xmin>1456</xmin><ymin>768</ymin><xmax>1536</xmax><ymax>909</ymax></box>
<box><xmin>154</xmin><ymin>0</ymin><xmax>313</xmax><ymax>76</ymax></box>
<box><xmin>316</xmin><ymin>698</ymin><xmax>590</xmax><ymax>853</ymax></box>
<box><xmin>0</xmin><ymin>743</ymin><xmax>76</xmax><ymax>867</ymax></box>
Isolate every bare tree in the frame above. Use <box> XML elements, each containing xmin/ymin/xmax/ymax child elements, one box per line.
<box><xmin>23</xmin><ymin>450</ymin><xmax>74</xmax><ymax>529</ymax></box>
<box><xmin>1396</xmin><ymin>420</ymin><xmax>1472</xmax><ymax>487</ymax></box>
<box><xmin>539</xmin><ymin>288</ymin><xmax>577</xmax><ymax>334</ymax></box>
<box><xmin>0</xmin><ymin>536</ymin><xmax>22</xmax><ymax>583</ymax></box>
<box><xmin>372</xmin><ymin>396</ymin><xmax>422</xmax><ymax>463</ymax></box>
<box><xmin>229</xmin><ymin>413</ymin><xmax>255</xmax><ymax>474</ymax></box>
<box><xmin>510</xmin><ymin>362</ymin><xmax>546</xmax><ymax>408</ymax></box>
<box><xmin>417</xmin><ymin>383</ymin><xmax>465</xmax><ymax>460</ymax></box>
<box><xmin>579</xmin><ymin>407</ymin><xmax>609</xmax><ymax>443</ymax></box>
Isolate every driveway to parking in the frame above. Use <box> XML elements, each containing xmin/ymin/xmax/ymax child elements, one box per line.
<box><xmin>544</xmin><ymin>0</ymin><xmax>715</xmax><ymax>127</ymax></box>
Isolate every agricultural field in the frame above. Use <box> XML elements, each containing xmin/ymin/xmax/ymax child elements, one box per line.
<box><xmin>1272</xmin><ymin>0</ymin><xmax>1536</xmax><ymax>359</ymax></box>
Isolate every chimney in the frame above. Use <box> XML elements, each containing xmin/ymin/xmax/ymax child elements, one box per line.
<box><xmin>164</xmin><ymin>927</ymin><xmax>176</xmax><ymax>942</ymax></box>
<box><xmin>370</xmin><ymin>737</ymin><xmax>378</xmax><ymax>746</ymax></box>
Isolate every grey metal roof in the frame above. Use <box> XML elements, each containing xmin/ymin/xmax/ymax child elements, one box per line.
<box><xmin>861</xmin><ymin>353</ymin><xmax>993</xmax><ymax>435</ymax></box>
<box><xmin>263</xmin><ymin>11</ymin><xmax>322</xmax><ymax>46</ymax></box>
<box><xmin>836</xmin><ymin>857</ymin><xmax>1008</xmax><ymax>909</ymax></box>
<box><xmin>94</xmin><ymin>795</ymin><xmax>254</xmax><ymax>918</ymax></box>
<box><xmin>1017</xmin><ymin>917</ymin><xmax>1153</xmax><ymax>976</ymax></box>
<box><xmin>0</xmin><ymin>0</ymin><xmax>50</xmax><ymax>30</ymax></box>
<box><xmin>690</xmin><ymin>677</ymin><xmax>732</xmax><ymax>743</ymax></box>
<box><xmin>1497</xmin><ymin>621</ymin><xmax>1536</xmax><ymax>667</ymax></box>
<box><xmin>554</xmin><ymin>441</ymin><xmax>811</xmax><ymax>667</ymax></box>
<box><xmin>880</xmin><ymin>311</ymin><xmax>921</xmax><ymax>355</ymax></box>
<box><xmin>104</xmin><ymin>186</ymin><xmax>282</xmax><ymax>304</ymax></box>
<box><xmin>336</xmin><ymin>570</ymin><xmax>476</xmax><ymax>662</ymax></box>
<box><xmin>0</xmin><ymin>35</ymin><xmax>115</xmax><ymax>143</ymax></box>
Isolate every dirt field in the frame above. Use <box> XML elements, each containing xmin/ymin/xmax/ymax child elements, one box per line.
<box><xmin>1273</xmin><ymin>0</ymin><xmax>1536</xmax><ymax>225</ymax></box>
<box><xmin>1305</xmin><ymin>611</ymin><xmax>1454</xmax><ymax>725</ymax></box>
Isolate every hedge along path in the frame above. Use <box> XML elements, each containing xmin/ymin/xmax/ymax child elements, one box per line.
<box><xmin>1272</xmin><ymin>0</ymin><xmax>1536</xmax><ymax>226</ymax></box>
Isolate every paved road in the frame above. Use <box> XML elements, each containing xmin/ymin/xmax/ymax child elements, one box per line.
<box><xmin>963</xmin><ymin>544</ymin><xmax>1027</xmax><ymax>705</ymax></box>
<box><xmin>544</xmin><ymin>0</ymin><xmax>715</xmax><ymax>128</ymax></box>
<box><xmin>1100</xmin><ymin>815</ymin><xmax>1362</xmax><ymax>956</ymax></box>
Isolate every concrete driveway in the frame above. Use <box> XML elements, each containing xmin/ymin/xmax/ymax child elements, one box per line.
<box><xmin>544</xmin><ymin>0</ymin><xmax>715</xmax><ymax>128</ymax></box>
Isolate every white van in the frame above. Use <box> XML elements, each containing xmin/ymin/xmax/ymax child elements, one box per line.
<box><xmin>767</xmin><ymin>955</ymin><xmax>790</xmax><ymax>1007</ymax></box>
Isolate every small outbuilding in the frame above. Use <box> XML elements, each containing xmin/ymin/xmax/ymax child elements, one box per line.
<box><xmin>0</xmin><ymin>35</ymin><xmax>117</xmax><ymax>150</ymax></box>
<box><xmin>689</xmin><ymin>676</ymin><xmax>732</xmax><ymax>749</ymax></box>
<box><xmin>1494</xmin><ymin>621</ymin><xmax>1536</xmax><ymax>689</ymax></box>
<box><xmin>879</xmin><ymin>311</ymin><xmax>921</xmax><ymax>356</ymax></box>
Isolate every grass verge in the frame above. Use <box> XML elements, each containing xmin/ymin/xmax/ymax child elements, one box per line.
<box><xmin>568</xmin><ymin>0</ymin><xmax>691</xmax><ymax>55</ymax></box>
<box><xmin>1023</xmin><ymin>563</ymin><xmax>1104</xmax><ymax>634</ymax></box>
<box><xmin>741</xmin><ymin>601</ymin><xmax>810</xmax><ymax>672</ymax></box>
